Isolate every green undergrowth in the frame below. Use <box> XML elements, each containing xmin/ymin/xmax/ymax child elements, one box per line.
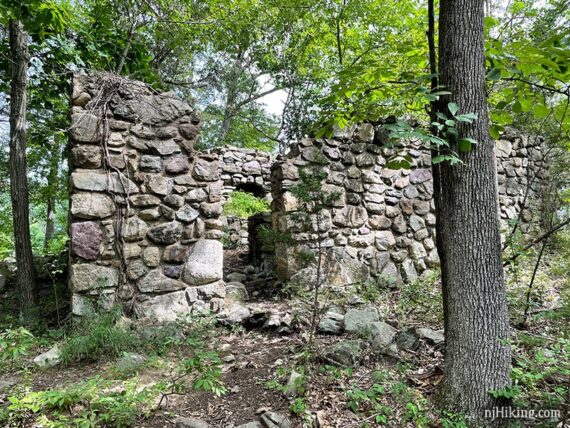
<box><xmin>265</xmin><ymin>361</ymin><xmax>468</xmax><ymax>427</ymax></box>
<box><xmin>0</xmin><ymin>310</ymin><xmax>228</xmax><ymax>427</ymax></box>
<box><xmin>222</xmin><ymin>190</ymin><xmax>269</xmax><ymax>218</ymax></box>
<box><xmin>1</xmin><ymin>376</ymin><xmax>160</xmax><ymax>427</ymax></box>
<box><xmin>60</xmin><ymin>307</ymin><xmax>141</xmax><ymax>365</ymax></box>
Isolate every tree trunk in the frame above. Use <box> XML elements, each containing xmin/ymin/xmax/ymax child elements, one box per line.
<box><xmin>436</xmin><ymin>0</ymin><xmax>511</xmax><ymax>425</ymax></box>
<box><xmin>9</xmin><ymin>19</ymin><xmax>37</xmax><ymax>320</ymax></box>
<box><xmin>218</xmin><ymin>52</ymin><xmax>245</xmax><ymax>144</ymax></box>
<box><xmin>217</xmin><ymin>96</ymin><xmax>235</xmax><ymax>144</ymax></box>
<box><xmin>44</xmin><ymin>146</ymin><xmax>61</xmax><ymax>250</ymax></box>
<box><xmin>44</xmin><ymin>199</ymin><xmax>56</xmax><ymax>250</ymax></box>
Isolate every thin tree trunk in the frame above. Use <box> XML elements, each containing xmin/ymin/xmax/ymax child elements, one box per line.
<box><xmin>521</xmin><ymin>238</ymin><xmax>548</xmax><ymax>327</ymax></box>
<box><xmin>436</xmin><ymin>0</ymin><xmax>511</xmax><ymax>425</ymax></box>
<box><xmin>218</xmin><ymin>96</ymin><xmax>235</xmax><ymax>144</ymax></box>
<box><xmin>218</xmin><ymin>53</ymin><xmax>244</xmax><ymax>144</ymax></box>
<box><xmin>44</xmin><ymin>199</ymin><xmax>55</xmax><ymax>250</ymax></box>
<box><xmin>9</xmin><ymin>19</ymin><xmax>37</xmax><ymax>321</ymax></box>
<box><xmin>116</xmin><ymin>22</ymin><xmax>135</xmax><ymax>75</ymax></box>
<box><xmin>44</xmin><ymin>146</ymin><xmax>60</xmax><ymax>250</ymax></box>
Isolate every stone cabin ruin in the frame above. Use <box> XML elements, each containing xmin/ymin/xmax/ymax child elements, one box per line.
<box><xmin>68</xmin><ymin>73</ymin><xmax>550</xmax><ymax>322</ymax></box>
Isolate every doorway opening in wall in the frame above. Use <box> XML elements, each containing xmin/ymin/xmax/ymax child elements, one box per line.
<box><xmin>221</xmin><ymin>183</ymin><xmax>271</xmax><ymax>277</ymax></box>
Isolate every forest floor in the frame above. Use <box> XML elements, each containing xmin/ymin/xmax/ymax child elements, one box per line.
<box><xmin>0</xmin><ymin>237</ymin><xmax>569</xmax><ymax>428</ymax></box>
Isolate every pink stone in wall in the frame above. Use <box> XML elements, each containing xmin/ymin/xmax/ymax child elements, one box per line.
<box><xmin>409</xmin><ymin>168</ymin><xmax>432</xmax><ymax>184</ymax></box>
<box><xmin>165</xmin><ymin>156</ymin><xmax>190</xmax><ymax>174</ymax></box>
<box><xmin>70</xmin><ymin>221</ymin><xmax>102</xmax><ymax>260</ymax></box>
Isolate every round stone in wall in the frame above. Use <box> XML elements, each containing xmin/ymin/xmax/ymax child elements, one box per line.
<box><xmin>182</xmin><ymin>239</ymin><xmax>223</xmax><ymax>285</ymax></box>
<box><xmin>71</xmin><ymin>193</ymin><xmax>116</xmax><ymax>220</ymax></box>
<box><xmin>147</xmin><ymin>221</ymin><xmax>183</xmax><ymax>245</ymax></box>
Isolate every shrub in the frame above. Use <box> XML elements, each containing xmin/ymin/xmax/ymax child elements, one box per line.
<box><xmin>60</xmin><ymin>307</ymin><xmax>141</xmax><ymax>364</ymax></box>
<box><xmin>0</xmin><ymin>327</ymin><xmax>35</xmax><ymax>366</ymax></box>
<box><xmin>222</xmin><ymin>191</ymin><xmax>269</xmax><ymax>219</ymax></box>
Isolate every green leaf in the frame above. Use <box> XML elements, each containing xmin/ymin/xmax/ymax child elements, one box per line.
<box><xmin>487</xmin><ymin>68</ymin><xmax>502</xmax><ymax>81</ymax></box>
<box><xmin>448</xmin><ymin>102</ymin><xmax>459</xmax><ymax>116</ymax></box>
<box><xmin>490</xmin><ymin>125</ymin><xmax>502</xmax><ymax>140</ymax></box>
<box><xmin>447</xmin><ymin>127</ymin><xmax>459</xmax><ymax>138</ymax></box>
<box><xmin>432</xmin><ymin>155</ymin><xmax>446</xmax><ymax>164</ymax></box>
<box><xmin>385</xmin><ymin>155</ymin><xmax>413</xmax><ymax>170</ymax></box>
<box><xmin>456</xmin><ymin>113</ymin><xmax>478</xmax><ymax>123</ymax></box>
<box><xmin>533</xmin><ymin>104</ymin><xmax>549</xmax><ymax>119</ymax></box>
<box><xmin>458</xmin><ymin>138</ymin><xmax>477</xmax><ymax>152</ymax></box>
<box><xmin>512</xmin><ymin>101</ymin><xmax>522</xmax><ymax>113</ymax></box>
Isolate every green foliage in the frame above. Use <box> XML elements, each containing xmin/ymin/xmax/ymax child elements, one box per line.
<box><xmin>354</xmin><ymin>280</ymin><xmax>382</xmax><ymax>303</ymax></box>
<box><xmin>485</xmin><ymin>0</ymin><xmax>570</xmax><ymax>141</ymax></box>
<box><xmin>289</xmin><ymin>396</ymin><xmax>309</xmax><ymax>416</ymax></box>
<box><xmin>397</xmin><ymin>270</ymin><xmax>442</xmax><ymax>323</ymax></box>
<box><xmin>438</xmin><ymin>411</ymin><xmax>468</xmax><ymax>428</ymax></box>
<box><xmin>265</xmin><ymin>365</ymin><xmax>311</xmax><ymax>420</ymax></box>
<box><xmin>222</xmin><ymin>191</ymin><xmax>269</xmax><ymax>219</ymax></box>
<box><xmin>0</xmin><ymin>376</ymin><xmax>159</xmax><ymax>427</ymax></box>
<box><xmin>507</xmin><ymin>336</ymin><xmax>570</xmax><ymax>410</ymax></box>
<box><xmin>0</xmin><ymin>327</ymin><xmax>35</xmax><ymax>365</ymax></box>
<box><xmin>180</xmin><ymin>350</ymin><xmax>226</xmax><ymax>397</ymax></box>
<box><xmin>345</xmin><ymin>384</ymin><xmax>391</xmax><ymax>425</ymax></box>
<box><xmin>60</xmin><ymin>307</ymin><xmax>141</xmax><ymax>364</ymax></box>
<box><xmin>382</xmin><ymin>103</ymin><xmax>479</xmax><ymax>168</ymax></box>
<box><xmin>146</xmin><ymin>313</ymin><xmax>227</xmax><ymax>402</ymax></box>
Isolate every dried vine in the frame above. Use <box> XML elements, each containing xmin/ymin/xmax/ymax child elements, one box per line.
<box><xmin>80</xmin><ymin>73</ymin><xmax>138</xmax><ymax>313</ymax></box>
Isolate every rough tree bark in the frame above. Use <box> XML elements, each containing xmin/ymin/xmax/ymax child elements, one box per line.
<box><xmin>9</xmin><ymin>19</ymin><xmax>37</xmax><ymax>319</ymax></box>
<box><xmin>436</xmin><ymin>0</ymin><xmax>511</xmax><ymax>425</ymax></box>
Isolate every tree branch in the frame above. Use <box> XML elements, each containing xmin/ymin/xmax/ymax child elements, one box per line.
<box><xmin>503</xmin><ymin>217</ymin><xmax>570</xmax><ymax>266</ymax></box>
<box><xmin>235</xmin><ymin>86</ymin><xmax>284</xmax><ymax>109</ymax></box>
<box><xmin>506</xmin><ymin>76</ymin><xmax>570</xmax><ymax>97</ymax></box>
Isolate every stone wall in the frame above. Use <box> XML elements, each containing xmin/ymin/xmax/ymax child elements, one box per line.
<box><xmin>69</xmin><ymin>73</ymin><xmax>550</xmax><ymax>322</ymax></box>
<box><xmin>225</xmin><ymin>216</ymin><xmax>250</xmax><ymax>248</ymax></box>
<box><xmin>69</xmin><ymin>73</ymin><xmax>226</xmax><ymax>322</ymax></box>
<box><xmin>215</xmin><ymin>146</ymin><xmax>272</xmax><ymax>198</ymax></box>
<box><xmin>271</xmin><ymin>123</ymin><xmax>549</xmax><ymax>287</ymax></box>
<box><xmin>214</xmin><ymin>147</ymin><xmax>273</xmax><ymax>249</ymax></box>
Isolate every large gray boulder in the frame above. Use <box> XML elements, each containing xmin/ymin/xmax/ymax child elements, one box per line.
<box><xmin>323</xmin><ymin>340</ymin><xmax>363</xmax><ymax>368</ymax></box>
<box><xmin>133</xmin><ymin>290</ymin><xmax>190</xmax><ymax>322</ymax></box>
<box><xmin>182</xmin><ymin>240</ymin><xmax>223</xmax><ymax>285</ymax></box>
<box><xmin>416</xmin><ymin>327</ymin><xmax>445</xmax><ymax>345</ymax></box>
<box><xmin>221</xmin><ymin>303</ymin><xmax>251</xmax><ymax>325</ymax></box>
<box><xmin>70</xmin><ymin>264</ymin><xmax>119</xmax><ymax>292</ymax></box>
<box><xmin>367</xmin><ymin>321</ymin><xmax>397</xmax><ymax>350</ymax></box>
<box><xmin>174</xmin><ymin>416</ymin><xmax>209</xmax><ymax>428</ymax></box>
<box><xmin>33</xmin><ymin>345</ymin><xmax>61</xmax><ymax>368</ymax></box>
<box><xmin>344</xmin><ymin>306</ymin><xmax>379</xmax><ymax>334</ymax></box>
<box><xmin>71</xmin><ymin>192</ymin><xmax>116</xmax><ymax>219</ymax></box>
<box><xmin>260</xmin><ymin>411</ymin><xmax>291</xmax><ymax>428</ymax></box>
<box><xmin>318</xmin><ymin>308</ymin><xmax>344</xmax><ymax>335</ymax></box>
<box><xmin>396</xmin><ymin>328</ymin><xmax>420</xmax><ymax>351</ymax></box>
